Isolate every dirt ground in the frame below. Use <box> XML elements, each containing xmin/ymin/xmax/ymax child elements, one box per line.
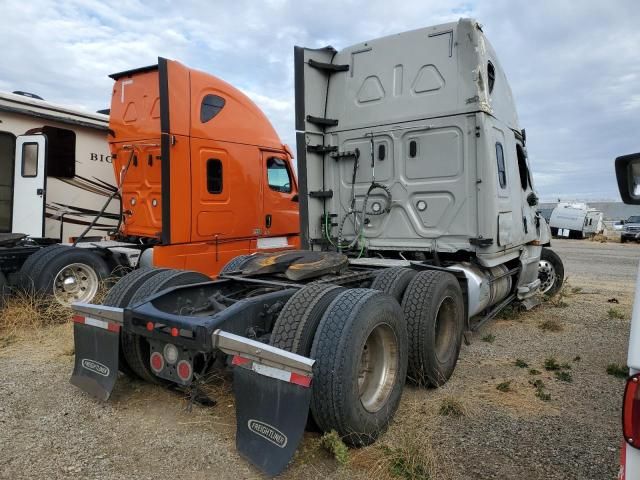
<box><xmin>0</xmin><ymin>239</ymin><xmax>638</xmax><ymax>480</ymax></box>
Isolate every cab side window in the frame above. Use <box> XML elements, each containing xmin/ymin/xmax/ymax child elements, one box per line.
<box><xmin>267</xmin><ymin>157</ymin><xmax>292</xmax><ymax>193</ymax></box>
<box><xmin>496</xmin><ymin>142</ymin><xmax>506</xmax><ymax>189</ymax></box>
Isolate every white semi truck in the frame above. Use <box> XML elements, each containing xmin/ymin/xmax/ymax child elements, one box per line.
<box><xmin>68</xmin><ymin>18</ymin><xmax>565</xmax><ymax>476</ymax></box>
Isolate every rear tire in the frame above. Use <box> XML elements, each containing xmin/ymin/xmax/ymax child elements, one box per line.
<box><xmin>18</xmin><ymin>244</ymin><xmax>68</xmax><ymax>289</ymax></box>
<box><xmin>370</xmin><ymin>267</ymin><xmax>417</xmax><ymax>303</ymax></box>
<box><xmin>102</xmin><ymin>267</ymin><xmax>168</xmax><ymax>378</ymax></box>
<box><xmin>219</xmin><ymin>254</ymin><xmax>253</xmax><ymax>275</ymax></box>
<box><xmin>20</xmin><ymin>245</ymin><xmax>110</xmax><ymax>306</ymax></box>
<box><xmin>538</xmin><ymin>247</ymin><xmax>564</xmax><ymax>297</ymax></box>
<box><xmin>121</xmin><ymin>269</ymin><xmax>210</xmax><ymax>384</ymax></box>
<box><xmin>310</xmin><ymin>288</ymin><xmax>408</xmax><ymax>446</ymax></box>
<box><xmin>401</xmin><ymin>270</ymin><xmax>464</xmax><ymax>387</ymax></box>
<box><xmin>270</xmin><ymin>283</ymin><xmax>345</xmax><ymax>355</ymax></box>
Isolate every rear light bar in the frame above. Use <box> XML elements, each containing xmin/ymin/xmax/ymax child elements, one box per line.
<box><xmin>623</xmin><ymin>373</ymin><xmax>640</xmax><ymax>447</ymax></box>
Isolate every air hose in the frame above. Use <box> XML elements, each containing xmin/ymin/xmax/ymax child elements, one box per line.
<box><xmin>335</xmin><ymin>135</ymin><xmax>393</xmax><ymax>253</ymax></box>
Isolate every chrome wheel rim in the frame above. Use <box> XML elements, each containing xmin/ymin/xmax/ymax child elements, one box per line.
<box><xmin>53</xmin><ymin>263</ymin><xmax>100</xmax><ymax>306</ymax></box>
<box><xmin>434</xmin><ymin>296</ymin><xmax>457</xmax><ymax>363</ymax></box>
<box><xmin>538</xmin><ymin>259</ymin><xmax>556</xmax><ymax>294</ymax></box>
<box><xmin>357</xmin><ymin>323</ymin><xmax>399</xmax><ymax>413</ymax></box>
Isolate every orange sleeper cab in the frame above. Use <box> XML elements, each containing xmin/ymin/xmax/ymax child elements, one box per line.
<box><xmin>108</xmin><ymin>58</ymin><xmax>299</xmax><ymax>277</ymax></box>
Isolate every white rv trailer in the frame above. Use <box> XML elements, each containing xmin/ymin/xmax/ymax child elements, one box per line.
<box><xmin>0</xmin><ymin>91</ymin><xmax>117</xmax><ymax>241</ymax></box>
<box><xmin>0</xmin><ymin>91</ymin><xmax>124</xmax><ymax>305</ymax></box>
<box><xmin>549</xmin><ymin>202</ymin><xmax>604</xmax><ymax>238</ymax></box>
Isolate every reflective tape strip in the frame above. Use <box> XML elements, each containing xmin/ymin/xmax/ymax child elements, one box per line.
<box><xmin>72</xmin><ymin>314</ymin><xmax>120</xmax><ymax>333</ymax></box>
<box><xmin>232</xmin><ymin>355</ymin><xmax>312</xmax><ymax>388</ymax></box>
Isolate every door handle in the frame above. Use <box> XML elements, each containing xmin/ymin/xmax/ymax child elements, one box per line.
<box><xmin>265</xmin><ymin>214</ymin><xmax>272</xmax><ymax>229</ymax></box>
<box><xmin>36</xmin><ymin>188</ymin><xmax>44</xmax><ymax>196</ymax></box>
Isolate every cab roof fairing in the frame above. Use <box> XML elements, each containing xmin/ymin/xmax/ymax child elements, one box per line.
<box><xmin>311</xmin><ymin>18</ymin><xmax>521</xmax><ymax>134</ymax></box>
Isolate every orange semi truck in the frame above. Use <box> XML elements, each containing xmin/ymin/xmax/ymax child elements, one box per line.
<box><xmin>18</xmin><ymin>58</ymin><xmax>299</xmax><ymax>303</ymax></box>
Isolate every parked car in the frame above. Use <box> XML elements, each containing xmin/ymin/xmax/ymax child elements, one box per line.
<box><xmin>621</xmin><ymin>215</ymin><xmax>640</xmax><ymax>243</ymax></box>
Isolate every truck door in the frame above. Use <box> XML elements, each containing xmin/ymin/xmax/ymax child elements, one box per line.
<box><xmin>12</xmin><ymin>135</ymin><xmax>46</xmax><ymax>237</ymax></box>
<box><xmin>190</xmin><ymin>140</ymin><xmax>261</xmax><ymax>243</ymax></box>
<box><xmin>261</xmin><ymin>152</ymin><xmax>298</xmax><ymax>241</ymax></box>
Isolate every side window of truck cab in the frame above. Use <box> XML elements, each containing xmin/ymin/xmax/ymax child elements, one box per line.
<box><xmin>267</xmin><ymin>157</ymin><xmax>292</xmax><ymax>194</ymax></box>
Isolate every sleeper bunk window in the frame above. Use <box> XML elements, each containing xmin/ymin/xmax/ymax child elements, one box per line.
<box><xmin>206</xmin><ymin>159</ymin><xmax>223</xmax><ymax>194</ymax></box>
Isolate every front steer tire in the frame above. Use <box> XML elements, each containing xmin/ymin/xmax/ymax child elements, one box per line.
<box><xmin>538</xmin><ymin>247</ymin><xmax>564</xmax><ymax>297</ymax></box>
<box><xmin>310</xmin><ymin>288</ymin><xmax>408</xmax><ymax>447</ymax></box>
<box><xmin>402</xmin><ymin>270</ymin><xmax>464</xmax><ymax>387</ymax></box>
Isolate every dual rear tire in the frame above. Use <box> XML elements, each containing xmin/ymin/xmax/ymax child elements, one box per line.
<box><xmin>103</xmin><ymin>268</ymin><xmax>210</xmax><ymax>382</ymax></box>
<box><xmin>270</xmin><ymin>267</ymin><xmax>464</xmax><ymax>445</ymax></box>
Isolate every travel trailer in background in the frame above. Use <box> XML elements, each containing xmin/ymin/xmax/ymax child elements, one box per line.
<box><xmin>0</xmin><ymin>91</ymin><xmax>116</xmax><ymax>241</ymax></box>
<box><xmin>549</xmin><ymin>202</ymin><xmax>604</xmax><ymax>238</ymax></box>
<box><xmin>0</xmin><ymin>91</ymin><xmax>117</xmax><ymax>302</ymax></box>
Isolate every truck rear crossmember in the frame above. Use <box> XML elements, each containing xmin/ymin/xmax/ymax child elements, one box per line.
<box><xmin>71</xmin><ymin>296</ymin><xmax>315</xmax><ymax>476</ymax></box>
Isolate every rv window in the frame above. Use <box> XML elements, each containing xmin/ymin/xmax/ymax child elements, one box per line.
<box><xmin>206</xmin><ymin>159</ymin><xmax>223</xmax><ymax>194</ymax></box>
<box><xmin>267</xmin><ymin>157</ymin><xmax>292</xmax><ymax>193</ymax></box>
<box><xmin>496</xmin><ymin>142</ymin><xmax>506</xmax><ymax>188</ymax></box>
<box><xmin>488</xmin><ymin>61</ymin><xmax>496</xmax><ymax>94</ymax></box>
<box><xmin>22</xmin><ymin>143</ymin><xmax>38</xmax><ymax>177</ymax></box>
<box><xmin>516</xmin><ymin>144</ymin><xmax>531</xmax><ymax>190</ymax></box>
<box><xmin>201</xmin><ymin>95</ymin><xmax>225</xmax><ymax>123</ymax></box>
<box><xmin>43</xmin><ymin>126</ymin><xmax>75</xmax><ymax>178</ymax></box>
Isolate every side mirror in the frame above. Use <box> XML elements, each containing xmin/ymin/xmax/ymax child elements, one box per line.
<box><xmin>616</xmin><ymin>153</ymin><xmax>640</xmax><ymax>204</ymax></box>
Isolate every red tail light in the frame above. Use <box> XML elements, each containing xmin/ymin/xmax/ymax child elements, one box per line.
<box><xmin>623</xmin><ymin>373</ymin><xmax>640</xmax><ymax>447</ymax></box>
<box><xmin>150</xmin><ymin>352</ymin><xmax>164</xmax><ymax>373</ymax></box>
<box><xmin>177</xmin><ymin>360</ymin><xmax>192</xmax><ymax>382</ymax></box>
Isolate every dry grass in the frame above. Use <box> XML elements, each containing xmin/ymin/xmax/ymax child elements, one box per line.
<box><xmin>348</xmin><ymin>396</ymin><xmax>453</xmax><ymax>480</ymax></box>
<box><xmin>439</xmin><ymin>396</ymin><xmax>467</xmax><ymax>418</ymax></box>
<box><xmin>607</xmin><ymin>308</ymin><xmax>625</xmax><ymax>320</ymax></box>
<box><xmin>0</xmin><ymin>290</ymin><xmax>72</xmax><ymax>336</ymax></box>
<box><xmin>352</xmin><ymin>435</ymin><xmax>444</xmax><ymax>480</ymax></box>
<box><xmin>0</xmin><ymin>280</ymin><xmax>111</xmax><ymax>341</ymax></box>
<box><xmin>538</xmin><ymin>319</ymin><xmax>563</xmax><ymax>332</ymax></box>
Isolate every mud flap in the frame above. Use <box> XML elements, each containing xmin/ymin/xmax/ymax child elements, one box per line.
<box><xmin>233</xmin><ymin>366</ymin><xmax>312</xmax><ymax>476</ymax></box>
<box><xmin>70</xmin><ymin>322</ymin><xmax>120</xmax><ymax>401</ymax></box>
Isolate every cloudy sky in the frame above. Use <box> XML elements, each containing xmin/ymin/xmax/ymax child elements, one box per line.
<box><xmin>1</xmin><ymin>0</ymin><xmax>638</xmax><ymax>201</ymax></box>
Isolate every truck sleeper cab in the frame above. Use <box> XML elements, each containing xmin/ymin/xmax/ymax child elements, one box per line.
<box><xmin>70</xmin><ymin>19</ymin><xmax>565</xmax><ymax>476</ymax></box>
<box><xmin>108</xmin><ymin>58</ymin><xmax>300</xmax><ymax>276</ymax></box>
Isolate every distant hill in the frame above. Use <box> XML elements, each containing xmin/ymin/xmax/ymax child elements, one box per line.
<box><xmin>538</xmin><ymin>201</ymin><xmax>640</xmax><ymax>221</ymax></box>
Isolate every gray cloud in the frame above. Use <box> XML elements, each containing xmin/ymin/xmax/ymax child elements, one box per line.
<box><xmin>1</xmin><ymin>0</ymin><xmax>637</xmax><ymax>201</ymax></box>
